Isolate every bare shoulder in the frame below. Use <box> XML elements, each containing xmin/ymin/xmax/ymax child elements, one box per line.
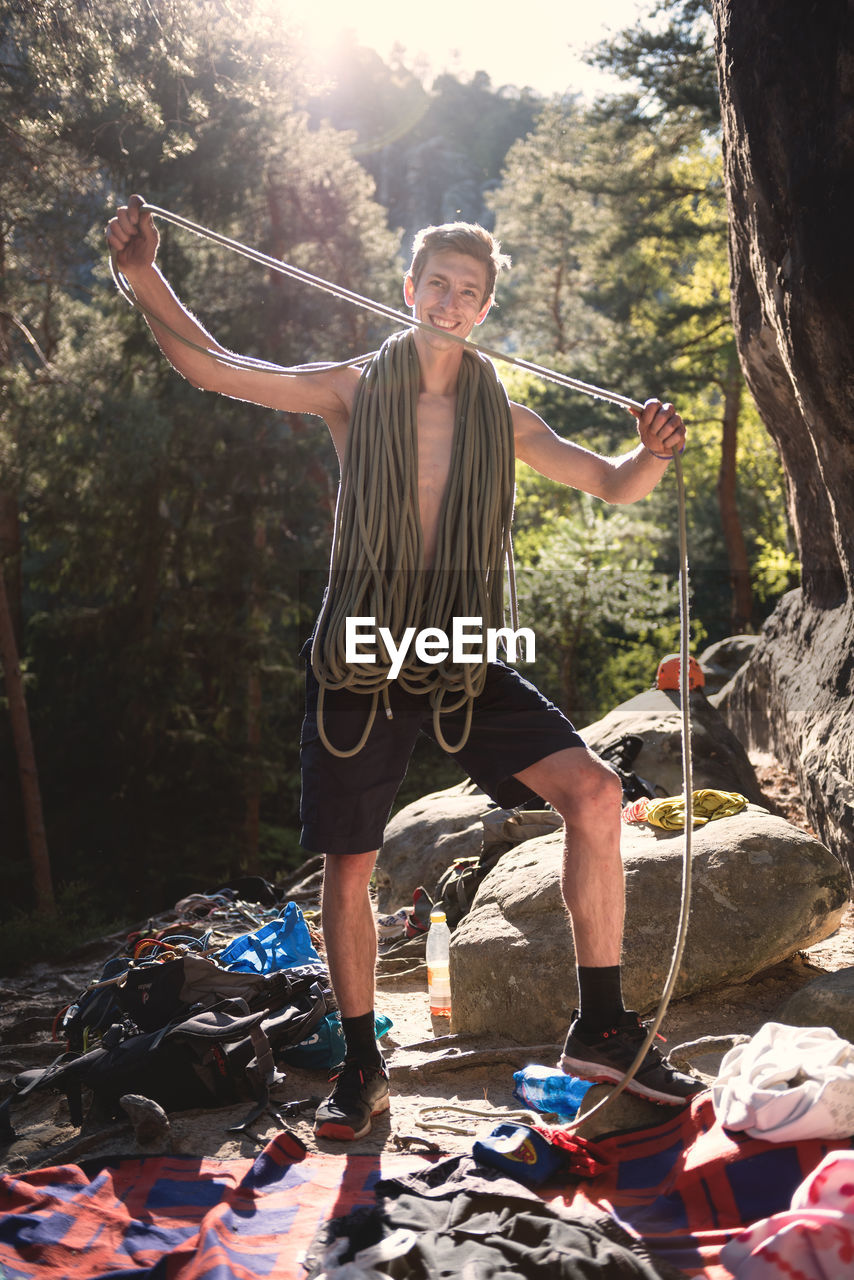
<box><xmin>510</xmin><ymin>399</ymin><xmax>549</xmax><ymax>447</ymax></box>
<box><xmin>510</xmin><ymin>399</ymin><xmax>568</xmax><ymax>462</ymax></box>
<box><xmin>278</xmin><ymin>360</ymin><xmax>361</xmax><ymax>419</ymax></box>
<box><xmin>317</xmin><ymin>362</ymin><xmax>361</xmax><ymax>454</ymax></box>
<box><xmin>250</xmin><ymin>359</ymin><xmax>361</xmax><ymax>453</ymax></box>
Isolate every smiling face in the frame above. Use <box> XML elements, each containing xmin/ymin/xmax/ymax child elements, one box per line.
<box><xmin>404</xmin><ymin>250</ymin><xmax>492</xmax><ymax>347</ymax></box>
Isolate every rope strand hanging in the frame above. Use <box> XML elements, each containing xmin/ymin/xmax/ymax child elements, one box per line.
<box><xmin>112</xmin><ymin>202</ymin><xmax>642</xmax><ymax>411</ymax></box>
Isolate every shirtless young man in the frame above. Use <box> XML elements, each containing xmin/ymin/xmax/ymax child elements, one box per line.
<box><xmin>107</xmin><ymin>195</ymin><xmax>700</xmax><ymax>1140</ymax></box>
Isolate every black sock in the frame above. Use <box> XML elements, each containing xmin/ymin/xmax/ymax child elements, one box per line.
<box><xmin>575</xmin><ymin>965</ymin><xmax>625</xmax><ymax>1033</ymax></box>
<box><xmin>341</xmin><ymin>1012</ymin><xmax>382</xmax><ymax>1068</ymax></box>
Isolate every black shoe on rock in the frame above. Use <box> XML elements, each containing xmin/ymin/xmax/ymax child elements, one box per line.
<box><xmin>314</xmin><ymin>1059</ymin><xmax>390</xmax><ymax>1141</ymax></box>
<box><xmin>560</xmin><ymin>1010</ymin><xmax>704</xmax><ymax>1106</ymax></box>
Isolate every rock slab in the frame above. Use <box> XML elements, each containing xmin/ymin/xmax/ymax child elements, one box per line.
<box><xmin>715</xmin><ymin>590</ymin><xmax>854</xmax><ymax>883</ymax></box>
<box><xmin>777</xmin><ymin>966</ymin><xmax>854</xmax><ymax>1043</ymax></box>
<box><xmin>375</xmin><ymin>783</ymin><xmax>487</xmax><ymax>913</ymax></box>
<box><xmin>450</xmin><ymin>807</ymin><xmax>848</xmax><ymax>1043</ymax></box>
<box><xmin>581</xmin><ymin>687</ymin><xmax>766</xmax><ymax>804</ymax></box>
<box><xmin>376</xmin><ymin>687</ymin><xmax>770</xmax><ymax>912</ymax></box>
<box><xmin>699</xmin><ymin>635</ymin><xmax>759</xmax><ymax>696</ymax></box>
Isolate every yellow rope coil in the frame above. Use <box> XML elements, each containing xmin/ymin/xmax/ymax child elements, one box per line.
<box><xmin>310</xmin><ymin>330</ymin><xmax>516</xmax><ymax>756</ymax></box>
<box><xmin>645</xmin><ymin>789</ymin><xmax>748</xmax><ymax>830</ymax></box>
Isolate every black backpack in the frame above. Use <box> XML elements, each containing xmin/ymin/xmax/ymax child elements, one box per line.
<box><xmin>2</xmin><ymin>1002</ymin><xmax>269</xmax><ymax>1137</ymax></box>
<box><xmin>2</xmin><ymin>961</ymin><xmax>329</xmax><ymax>1142</ymax></box>
<box><xmin>598</xmin><ymin>735</ymin><xmax>660</xmax><ymax>802</ymax></box>
<box><xmin>433</xmin><ymin>808</ymin><xmax>564</xmax><ymax>929</ymax></box>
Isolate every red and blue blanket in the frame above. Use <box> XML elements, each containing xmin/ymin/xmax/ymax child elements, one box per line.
<box><xmin>2</xmin><ymin>1095</ymin><xmax>851</xmax><ymax>1278</ymax></box>
<box><xmin>568</xmin><ymin>1093</ymin><xmax>853</xmax><ymax>1278</ymax></box>
<box><xmin>0</xmin><ymin>1134</ymin><xmax>431</xmax><ymax>1279</ymax></box>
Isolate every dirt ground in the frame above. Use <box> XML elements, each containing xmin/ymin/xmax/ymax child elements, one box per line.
<box><xmin>2</xmin><ymin>754</ymin><xmax>852</xmax><ymax>1175</ymax></box>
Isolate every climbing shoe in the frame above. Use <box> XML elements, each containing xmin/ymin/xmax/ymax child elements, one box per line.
<box><xmin>314</xmin><ymin>1059</ymin><xmax>390</xmax><ymax>1140</ymax></box>
<box><xmin>559</xmin><ymin>1010</ymin><xmax>704</xmax><ymax>1106</ymax></box>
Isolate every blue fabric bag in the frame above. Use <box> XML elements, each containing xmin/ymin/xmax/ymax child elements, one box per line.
<box><xmin>473</xmin><ymin>1123</ymin><xmax>568</xmax><ymax>1186</ymax></box>
<box><xmin>280</xmin><ymin>1011</ymin><xmax>394</xmax><ymax>1069</ymax></box>
<box><xmin>217</xmin><ymin>902</ymin><xmax>322</xmax><ymax>974</ymax></box>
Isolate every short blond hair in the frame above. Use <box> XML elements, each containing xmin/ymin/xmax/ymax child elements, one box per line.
<box><xmin>408</xmin><ymin>222</ymin><xmax>511</xmax><ymax>305</ymax></box>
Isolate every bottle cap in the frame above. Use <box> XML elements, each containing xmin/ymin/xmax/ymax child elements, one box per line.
<box><xmin>429</xmin><ymin>910</ymin><xmax>447</xmax><ymax>924</ymax></box>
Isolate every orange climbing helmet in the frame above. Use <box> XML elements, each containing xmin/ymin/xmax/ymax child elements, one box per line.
<box><xmin>656</xmin><ymin>653</ymin><xmax>705</xmax><ymax>691</ymax></box>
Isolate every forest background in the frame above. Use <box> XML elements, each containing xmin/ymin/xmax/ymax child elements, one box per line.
<box><xmin>0</xmin><ymin>0</ymin><xmax>799</xmax><ymax>948</ymax></box>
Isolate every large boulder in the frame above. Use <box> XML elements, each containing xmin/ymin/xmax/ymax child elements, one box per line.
<box><xmin>376</xmin><ymin>687</ymin><xmax>769</xmax><ymax>913</ymax></box>
<box><xmin>450</xmin><ymin>807</ymin><xmax>848</xmax><ymax>1042</ymax></box>
<box><xmin>777</xmin><ymin>967</ymin><xmax>854</xmax><ymax>1043</ymax></box>
<box><xmin>580</xmin><ymin>687</ymin><xmax>767</xmax><ymax>804</ymax></box>
<box><xmin>699</xmin><ymin>635</ymin><xmax>760</xmax><ymax>696</ymax></box>
<box><xmin>715</xmin><ymin>591</ymin><xmax>854</xmax><ymax>884</ymax></box>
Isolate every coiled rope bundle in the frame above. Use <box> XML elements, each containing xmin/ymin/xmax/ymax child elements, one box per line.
<box><xmin>310</xmin><ymin>329</ymin><xmax>516</xmax><ymax>756</ymax></box>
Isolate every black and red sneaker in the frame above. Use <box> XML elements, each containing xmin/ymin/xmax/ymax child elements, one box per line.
<box><xmin>559</xmin><ymin>1010</ymin><xmax>703</xmax><ymax>1106</ymax></box>
<box><xmin>314</xmin><ymin>1059</ymin><xmax>390</xmax><ymax>1140</ymax></box>
<box><xmin>404</xmin><ymin>886</ymin><xmax>433</xmax><ymax>938</ymax></box>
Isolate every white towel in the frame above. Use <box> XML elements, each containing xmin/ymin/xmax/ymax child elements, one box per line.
<box><xmin>712</xmin><ymin>1021</ymin><xmax>854</xmax><ymax>1142</ymax></box>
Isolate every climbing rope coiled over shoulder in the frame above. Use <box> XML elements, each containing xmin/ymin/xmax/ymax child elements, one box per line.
<box><xmin>310</xmin><ymin>329</ymin><xmax>516</xmax><ymax>756</ymax></box>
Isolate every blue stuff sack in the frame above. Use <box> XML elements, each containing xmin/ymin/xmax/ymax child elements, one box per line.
<box><xmin>217</xmin><ymin>901</ymin><xmax>321</xmax><ymax>974</ymax></box>
<box><xmin>279</xmin><ymin>1011</ymin><xmax>346</xmax><ymax>1068</ymax></box>
<box><xmin>473</xmin><ymin>1123</ymin><xmax>568</xmax><ymax>1186</ymax></box>
<box><xmin>279</xmin><ymin>1011</ymin><xmax>393</xmax><ymax>1070</ymax></box>
<box><xmin>512</xmin><ymin>1065</ymin><xmax>593</xmax><ymax>1119</ymax></box>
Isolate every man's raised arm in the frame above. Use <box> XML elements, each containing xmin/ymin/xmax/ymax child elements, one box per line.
<box><xmin>512</xmin><ymin>398</ymin><xmax>686</xmax><ymax>504</ymax></box>
<box><xmin>105</xmin><ymin>195</ymin><xmax>356</xmax><ymax>433</ymax></box>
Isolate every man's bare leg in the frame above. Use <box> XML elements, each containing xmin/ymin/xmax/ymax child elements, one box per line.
<box><xmin>315</xmin><ymin>849</ymin><xmax>391</xmax><ymax>1140</ymax></box>
<box><xmin>321</xmin><ymin>849</ymin><xmax>378</xmax><ymax>1017</ymax></box>
<box><xmin>514</xmin><ymin>745</ymin><xmax>624</xmax><ymax>967</ymax></box>
<box><xmin>514</xmin><ymin>745</ymin><xmax>702</xmax><ymax>1104</ymax></box>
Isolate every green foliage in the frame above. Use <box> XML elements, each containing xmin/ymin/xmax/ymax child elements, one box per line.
<box><xmin>490</xmin><ymin>5</ymin><xmax>795</xmax><ymax>644</ymax></box>
<box><xmin>753</xmin><ymin>539</ymin><xmax>800</xmax><ymax>604</ymax></box>
<box><xmin>0</xmin><ymin>0</ymin><xmax>803</xmax><ymax>929</ymax></box>
<box><xmin>0</xmin><ymin>0</ymin><xmax>400</xmax><ymax>918</ymax></box>
<box><xmin>0</xmin><ymin>881</ymin><xmax>125</xmax><ymax>975</ymax></box>
<box><xmin>590</xmin><ymin>0</ymin><xmax>718</xmax><ymax>131</ymax></box>
<box><xmin>512</xmin><ymin>495</ymin><xmax>680</xmax><ymax>725</ymax></box>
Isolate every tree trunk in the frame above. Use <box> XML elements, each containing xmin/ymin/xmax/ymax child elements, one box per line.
<box><xmin>0</xmin><ymin>205</ymin><xmax>53</xmax><ymax>909</ymax></box>
<box><xmin>0</xmin><ymin>564</ymin><xmax>55</xmax><ymax>913</ymax></box>
<box><xmin>716</xmin><ymin>360</ymin><xmax>753</xmax><ymax>631</ymax></box>
<box><xmin>241</xmin><ymin>501</ymin><xmax>267</xmax><ymax>875</ymax></box>
<box><xmin>0</xmin><ymin>490</ymin><xmax>23</xmax><ymax>651</ymax></box>
<box><xmin>243</xmin><ymin>662</ymin><xmax>262</xmax><ymax>873</ymax></box>
<box><xmin>712</xmin><ymin>0</ymin><xmax>854</xmax><ymax>876</ymax></box>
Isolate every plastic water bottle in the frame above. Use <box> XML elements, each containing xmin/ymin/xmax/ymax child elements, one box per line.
<box><xmin>513</xmin><ymin>1065</ymin><xmax>593</xmax><ymax>1118</ymax></box>
<box><xmin>426</xmin><ymin>910</ymin><xmax>452</xmax><ymax>1017</ymax></box>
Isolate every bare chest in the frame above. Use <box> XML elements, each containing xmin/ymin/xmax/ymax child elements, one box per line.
<box><xmin>415</xmin><ymin>392</ymin><xmax>457</xmax><ymax>565</ymax></box>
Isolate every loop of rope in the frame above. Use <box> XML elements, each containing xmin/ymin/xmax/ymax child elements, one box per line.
<box><xmin>643</xmin><ymin>788</ymin><xmax>747</xmax><ymax>830</ymax></box>
<box><xmin>559</xmin><ymin>451</ymin><xmax>694</xmax><ymax>1131</ymax></box>
<box><xmin>415</xmin><ymin>1102</ymin><xmax>538</xmax><ymax>1135</ymax></box>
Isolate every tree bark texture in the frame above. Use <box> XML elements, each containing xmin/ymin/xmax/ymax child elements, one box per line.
<box><xmin>716</xmin><ymin>360</ymin><xmax>753</xmax><ymax>631</ymax></box>
<box><xmin>0</xmin><ymin>565</ymin><xmax>55</xmax><ymax>913</ymax></box>
<box><xmin>712</xmin><ymin>1</ymin><xmax>854</xmax><ymax>877</ymax></box>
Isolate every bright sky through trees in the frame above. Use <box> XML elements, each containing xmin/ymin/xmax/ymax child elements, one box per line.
<box><xmin>272</xmin><ymin>0</ymin><xmax>647</xmax><ymax>97</ymax></box>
